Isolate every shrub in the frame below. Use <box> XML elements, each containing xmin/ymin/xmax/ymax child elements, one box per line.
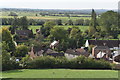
<box><xmin>20</xmin><ymin>55</ymin><xmax>31</xmax><ymax>68</ymax></box>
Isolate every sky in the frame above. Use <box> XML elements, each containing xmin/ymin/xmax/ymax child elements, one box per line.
<box><xmin>0</xmin><ymin>0</ymin><xmax>119</xmax><ymax>9</ymax></box>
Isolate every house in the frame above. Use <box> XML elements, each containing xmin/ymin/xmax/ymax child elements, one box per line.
<box><xmin>29</xmin><ymin>48</ymin><xmax>64</xmax><ymax>59</ymax></box>
<box><xmin>85</xmin><ymin>40</ymin><xmax>120</xmax><ymax>50</ymax></box>
<box><xmin>50</xmin><ymin>40</ymin><xmax>59</xmax><ymax>49</ymax></box>
<box><xmin>92</xmin><ymin>46</ymin><xmax>111</xmax><ymax>60</ymax></box>
<box><xmin>65</xmin><ymin>48</ymin><xmax>90</xmax><ymax>59</ymax></box>
<box><xmin>15</xmin><ymin>30</ymin><xmax>33</xmax><ymax>42</ymax></box>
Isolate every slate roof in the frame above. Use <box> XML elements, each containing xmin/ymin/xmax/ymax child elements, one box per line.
<box><xmin>16</xmin><ymin>30</ymin><xmax>33</xmax><ymax>36</ymax></box>
<box><xmin>94</xmin><ymin>46</ymin><xmax>110</xmax><ymax>50</ymax></box>
<box><xmin>45</xmin><ymin>49</ymin><xmax>64</xmax><ymax>57</ymax></box>
<box><xmin>88</xmin><ymin>40</ymin><xmax>120</xmax><ymax>48</ymax></box>
<box><xmin>65</xmin><ymin>48</ymin><xmax>90</xmax><ymax>57</ymax></box>
<box><xmin>47</xmin><ymin>53</ymin><xmax>64</xmax><ymax>57</ymax></box>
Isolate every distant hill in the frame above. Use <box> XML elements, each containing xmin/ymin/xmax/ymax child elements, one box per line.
<box><xmin>1</xmin><ymin>8</ymin><xmax>117</xmax><ymax>15</ymax></box>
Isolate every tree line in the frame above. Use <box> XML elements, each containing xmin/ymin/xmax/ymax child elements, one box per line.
<box><xmin>2</xmin><ymin>18</ymin><xmax>91</xmax><ymax>26</ymax></box>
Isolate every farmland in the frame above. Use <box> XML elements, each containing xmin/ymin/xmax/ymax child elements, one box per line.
<box><xmin>1</xmin><ymin>9</ymin><xmax>92</xmax><ymax>24</ymax></box>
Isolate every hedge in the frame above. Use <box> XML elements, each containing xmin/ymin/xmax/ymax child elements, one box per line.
<box><xmin>26</xmin><ymin>56</ymin><xmax>113</xmax><ymax>69</ymax></box>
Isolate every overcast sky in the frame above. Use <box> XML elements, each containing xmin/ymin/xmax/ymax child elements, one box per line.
<box><xmin>0</xmin><ymin>0</ymin><xmax>119</xmax><ymax>9</ymax></box>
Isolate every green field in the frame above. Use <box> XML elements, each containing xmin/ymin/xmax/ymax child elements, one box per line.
<box><xmin>2</xmin><ymin>69</ymin><xmax>118</xmax><ymax>78</ymax></box>
<box><xmin>0</xmin><ymin>16</ymin><xmax>91</xmax><ymax>23</ymax></box>
<box><xmin>2</xmin><ymin>25</ymin><xmax>89</xmax><ymax>34</ymax></box>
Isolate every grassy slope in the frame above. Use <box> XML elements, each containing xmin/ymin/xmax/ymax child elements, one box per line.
<box><xmin>2</xmin><ymin>69</ymin><xmax>118</xmax><ymax>78</ymax></box>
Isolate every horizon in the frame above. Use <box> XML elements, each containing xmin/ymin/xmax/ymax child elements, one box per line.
<box><xmin>1</xmin><ymin>7</ymin><xmax>118</xmax><ymax>10</ymax></box>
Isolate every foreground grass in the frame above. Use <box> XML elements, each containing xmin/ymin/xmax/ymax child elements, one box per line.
<box><xmin>2</xmin><ymin>69</ymin><xmax>118</xmax><ymax>78</ymax></box>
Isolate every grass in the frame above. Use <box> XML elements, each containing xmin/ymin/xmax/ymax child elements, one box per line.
<box><xmin>1</xmin><ymin>25</ymin><xmax>89</xmax><ymax>34</ymax></box>
<box><xmin>29</xmin><ymin>25</ymin><xmax>42</xmax><ymax>34</ymax></box>
<box><xmin>2</xmin><ymin>69</ymin><xmax>118</xmax><ymax>78</ymax></box>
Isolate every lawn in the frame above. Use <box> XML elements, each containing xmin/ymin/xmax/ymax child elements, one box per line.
<box><xmin>2</xmin><ymin>69</ymin><xmax>118</xmax><ymax>78</ymax></box>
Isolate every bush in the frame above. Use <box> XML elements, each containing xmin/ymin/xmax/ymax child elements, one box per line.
<box><xmin>2</xmin><ymin>52</ymin><xmax>20</xmax><ymax>71</ymax></box>
<box><xmin>20</xmin><ymin>55</ymin><xmax>31</xmax><ymax>68</ymax></box>
<box><xmin>14</xmin><ymin>44</ymin><xmax>29</xmax><ymax>57</ymax></box>
<box><xmin>26</xmin><ymin>56</ymin><xmax>113</xmax><ymax>69</ymax></box>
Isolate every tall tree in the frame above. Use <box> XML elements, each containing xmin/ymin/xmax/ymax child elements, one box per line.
<box><xmin>89</xmin><ymin>9</ymin><xmax>97</xmax><ymax>35</ymax></box>
<box><xmin>91</xmin><ymin>9</ymin><xmax>97</xmax><ymax>30</ymax></box>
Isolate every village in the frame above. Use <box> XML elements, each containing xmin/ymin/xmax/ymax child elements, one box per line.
<box><xmin>14</xmin><ymin>28</ymin><xmax>120</xmax><ymax>65</ymax></box>
<box><xmin>1</xmin><ymin>7</ymin><xmax>120</xmax><ymax>79</ymax></box>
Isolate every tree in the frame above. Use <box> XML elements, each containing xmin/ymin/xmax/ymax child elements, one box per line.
<box><xmin>10</xmin><ymin>17</ymin><xmax>19</xmax><ymax>34</ymax></box>
<box><xmin>55</xmin><ymin>19</ymin><xmax>62</xmax><ymax>25</ymax></box>
<box><xmin>2</xmin><ymin>42</ymin><xmax>19</xmax><ymax>71</ymax></box>
<box><xmin>99</xmin><ymin>11</ymin><xmax>118</xmax><ymax>38</ymax></box>
<box><xmin>49</xmin><ymin>27</ymin><xmax>69</xmax><ymax>51</ymax></box>
<box><xmin>2</xmin><ymin>27</ymin><xmax>16</xmax><ymax>53</ymax></box>
<box><xmin>49</xmin><ymin>27</ymin><xmax>68</xmax><ymax>41</ymax></box>
<box><xmin>75</xmin><ymin>19</ymin><xmax>84</xmax><ymax>25</ymax></box>
<box><xmin>41</xmin><ymin>21</ymin><xmax>56</xmax><ymax>37</ymax></box>
<box><xmin>44</xmin><ymin>21</ymin><xmax>56</xmax><ymax>28</ymax></box>
<box><xmin>35</xmin><ymin>30</ymin><xmax>44</xmax><ymax>42</ymax></box>
<box><xmin>69</xmin><ymin>27</ymin><xmax>84</xmax><ymax>48</ymax></box>
<box><xmin>19</xmin><ymin>16</ymin><xmax>29</xmax><ymax>30</ymax></box>
<box><xmin>67</xmin><ymin>19</ymin><xmax>73</xmax><ymax>25</ymax></box>
<box><xmin>89</xmin><ymin>26</ymin><xmax>96</xmax><ymax>37</ymax></box>
<box><xmin>14</xmin><ymin>45</ymin><xmax>29</xmax><ymax>57</ymax></box>
<box><xmin>89</xmin><ymin>9</ymin><xmax>97</xmax><ymax>35</ymax></box>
